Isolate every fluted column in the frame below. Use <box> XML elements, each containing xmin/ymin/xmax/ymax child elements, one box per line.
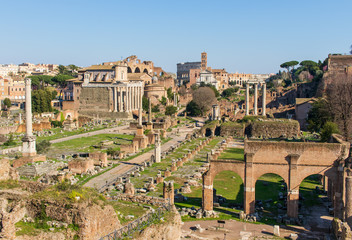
<box><xmin>262</xmin><ymin>83</ymin><xmax>266</xmax><ymax>116</ymax></box>
<box><xmin>118</xmin><ymin>87</ymin><xmax>122</xmax><ymax>112</ymax></box>
<box><xmin>245</xmin><ymin>83</ymin><xmax>249</xmax><ymax>115</ymax></box>
<box><xmin>254</xmin><ymin>84</ymin><xmax>258</xmax><ymax>115</ymax></box>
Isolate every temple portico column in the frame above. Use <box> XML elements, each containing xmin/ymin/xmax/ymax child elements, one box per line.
<box><xmin>124</xmin><ymin>88</ymin><xmax>127</xmax><ymax>112</ymax></box>
<box><xmin>254</xmin><ymin>84</ymin><xmax>258</xmax><ymax>115</ymax></box>
<box><xmin>262</xmin><ymin>83</ymin><xmax>266</xmax><ymax>116</ymax></box>
<box><xmin>245</xmin><ymin>83</ymin><xmax>249</xmax><ymax>115</ymax></box>
<box><xmin>114</xmin><ymin>87</ymin><xmax>118</xmax><ymax>112</ymax></box>
<box><xmin>118</xmin><ymin>87</ymin><xmax>122</xmax><ymax>112</ymax></box>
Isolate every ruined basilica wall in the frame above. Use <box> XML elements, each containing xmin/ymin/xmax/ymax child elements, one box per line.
<box><xmin>209</xmin><ymin>161</ymin><xmax>245</xmax><ymax>181</ymax></box>
<box><xmin>245</xmin><ymin>140</ymin><xmax>345</xmax><ymax>166</ymax></box>
<box><xmin>249</xmin><ymin>120</ymin><xmax>300</xmax><ymax>138</ymax></box>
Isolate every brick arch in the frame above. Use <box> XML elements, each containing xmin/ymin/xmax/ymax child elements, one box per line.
<box><xmin>209</xmin><ymin>162</ymin><xmax>245</xmax><ymax>183</ymax></box>
<box><xmin>252</xmin><ymin>166</ymin><xmax>289</xmax><ymax>187</ymax></box>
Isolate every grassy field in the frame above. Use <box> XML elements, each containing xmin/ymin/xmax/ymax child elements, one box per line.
<box><xmin>50</xmin><ymin>134</ymin><xmax>133</xmax><ymax>153</ymax></box>
<box><xmin>219</xmin><ymin>148</ymin><xmax>244</xmax><ymax>161</ymax></box>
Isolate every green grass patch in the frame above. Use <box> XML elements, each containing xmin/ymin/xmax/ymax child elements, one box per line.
<box><xmin>219</xmin><ymin>148</ymin><xmax>244</xmax><ymax>161</ymax></box>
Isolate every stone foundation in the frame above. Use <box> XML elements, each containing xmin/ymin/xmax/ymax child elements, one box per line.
<box><xmin>12</xmin><ymin>155</ymin><xmax>46</xmax><ymax>168</ymax></box>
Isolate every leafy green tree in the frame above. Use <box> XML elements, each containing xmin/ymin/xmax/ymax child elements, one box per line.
<box><xmin>152</xmin><ymin>104</ymin><xmax>160</xmax><ymax>112</ymax></box>
<box><xmin>3</xmin><ymin>98</ymin><xmax>11</xmax><ymax>109</ymax></box>
<box><xmin>31</xmin><ymin>89</ymin><xmax>53</xmax><ymax>113</ymax></box>
<box><xmin>307</xmin><ymin>98</ymin><xmax>332</xmax><ymax>133</ymax></box>
<box><xmin>51</xmin><ymin>74</ymin><xmax>74</xmax><ymax>87</ymax></box>
<box><xmin>58</xmin><ymin>65</ymin><xmax>67</xmax><ymax>75</ymax></box>
<box><xmin>167</xmin><ymin>87</ymin><xmax>173</xmax><ymax>100</ymax></box>
<box><xmin>159</xmin><ymin>96</ymin><xmax>167</xmax><ymax>106</ymax></box>
<box><xmin>320</xmin><ymin>122</ymin><xmax>339</xmax><ymax>142</ymax></box>
<box><xmin>300</xmin><ymin>60</ymin><xmax>319</xmax><ymax>75</ymax></box>
<box><xmin>51</xmin><ymin>90</ymin><xmax>58</xmax><ymax>100</ymax></box>
<box><xmin>165</xmin><ymin>105</ymin><xmax>177</xmax><ymax>116</ymax></box>
<box><xmin>221</xmin><ymin>88</ymin><xmax>238</xmax><ymax>98</ymax></box>
<box><xmin>280</xmin><ymin>61</ymin><xmax>299</xmax><ymax>79</ymax></box>
<box><xmin>142</xmin><ymin>96</ymin><xmax>149</xmax><ymax>112</ymax></box>
<box><xmin>186</xmin><ymin>100</ymin><xmax>202</xmax><ymax>116</ymax></box>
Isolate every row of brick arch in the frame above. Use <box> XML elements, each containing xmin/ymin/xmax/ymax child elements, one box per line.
<box><xmin>127</xmin><ymin>67</ymin><xmax>149</xmax><ymax>74</ymax></box>
<box><xmin>202</xmin><ymin>160</ymin><xmax>340</xmax><ymax>219</ymax></box>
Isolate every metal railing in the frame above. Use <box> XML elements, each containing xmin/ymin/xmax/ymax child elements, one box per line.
<box><xmin>99</xmin><ymin>203</ymin><xmax>172</xmax><ymax>240</ymax></box>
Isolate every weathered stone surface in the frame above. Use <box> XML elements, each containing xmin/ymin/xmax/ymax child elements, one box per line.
<box><xmin>133</xmin><ymin>206</ymin><xmax>182</xmax><ymax>240</ymax></box>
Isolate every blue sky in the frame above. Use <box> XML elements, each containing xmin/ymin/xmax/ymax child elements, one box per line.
<box><xmin>1</xmin><ymin>0</ymin><xmax>351</xmax><ymax>74</ymax></box>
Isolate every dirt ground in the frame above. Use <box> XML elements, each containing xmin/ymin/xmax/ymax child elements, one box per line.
<box><xmin>181</xmin><ymin>218</ymin><xmax>332</xmax><ymax>240</ymax></box>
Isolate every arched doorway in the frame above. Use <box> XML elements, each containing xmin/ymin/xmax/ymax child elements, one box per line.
<box><xmin>127</xmin><ymin>67</ymin><xmax>132</xmax><ymax>73</ymax></box>
<box><xmin>213</xmin><ymin>170</ymin><xmax>244</xmax><ymax>209</ymax></box>
<box><xmin>255</xmin><ymin>173</ymin><xmax>287</xmax><ymax>220</ymax></box>
<box><xmin>135</xmin><ymin>67</ymin><xmax>140</xmax><ymax>73</ymax></box>
<box><xmin>205</xmin><ymin>128</ymin><xmax>213</xmax><ymax>137</ymax></box>
<box><xmin>299</xmin><ymin>174</ymin><xmax>331</xmax><ymax>232</ymax></box>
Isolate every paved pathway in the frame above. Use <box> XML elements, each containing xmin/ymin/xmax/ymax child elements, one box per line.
<box><xmin>84</xmin><ymin>126</ymin><xmax>196</xmax><ymax>190</ymax></box>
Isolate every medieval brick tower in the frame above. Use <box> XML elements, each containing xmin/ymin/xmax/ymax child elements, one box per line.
<box><xmin>201</xmin><ymin>52</ymin><xmax>207</xmax><ymax>70</ymax></box>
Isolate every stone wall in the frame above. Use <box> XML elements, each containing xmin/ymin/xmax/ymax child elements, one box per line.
<box><xmin>0</xmin><ymin>159</ymin><xmax>18</xmax><ymax>181</ymax></box>
<box><xmin>16</xmin><ymin>122</ymin><xmax>52</xmax><ymax>133</ymax></box>
<box><xmin>89</xmin><ymin>152</ymin><xmax>108</xmax><ymax>167</ymax></box>
<box><xmin>68</xmin><ymin>159</ymin><xmax>94</xmax><ymax>174</ymax></box>
<box><xmin>78</xmin><ymin>87</ymin><xmax>130</xmax><ymax>119</ymax></box>
<box><xmin>112</xmin><ymin>194</ymin><xmax>167</xmax><ymax>206</ymax></box>
<box><xmin>220</xmin><ymin>122</ymin><xmax>244</xmax><ymax>138</ymax></box>
<box><xmin>248</xmin><ymin>120</ymin><xmax>300</xmax><ymax>138</ymax></box>
<box><xmin>134</xmin><ymin>206</ymin><xmax>182</xmax><ymax>240</ymax></box>
<box><xmin>27</xmin><ymin>200</ymin><xmax>121</xmax><ymax>240</ymax></box>
<box><xmin>332</xmin><ymin>218</ymin><xmax>352</xmax><ymax>240</ymax></box>
<box><xmin>0</xmin><ymin>126</ymin><xmax>18</xmax><ymax>135</ymax></box>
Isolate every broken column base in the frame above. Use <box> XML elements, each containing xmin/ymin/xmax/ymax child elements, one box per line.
<box><xmin>12</xmin><ymin>155</ymin><xmax>46</xmax><ymax>168</ymax></box>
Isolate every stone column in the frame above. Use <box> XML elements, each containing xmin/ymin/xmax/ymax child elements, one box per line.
<box><xmin>244</xmin><ymin>153</ymin><xmax>255</xmax><ymax>214</ymax></box>
<box><xmin>114</xmin><ymin>87</ymin><xmax>118</xmax><ymax>112</ymax></box>
<box><xmin>118</xmin><ymin>87</ymin><xmax>122</xmax><ymax>112</ymax></box>
<box><xmin>323</xmin><ymin>175</ymin><xmax>328</xmax><ymax>192</ymax></box>
<box><xmin>154</xmin><ymin>133</ymin><xmax>161</xmax><ymax>163</ymax></box>
<box><xmin>174</xmin><ymin>92</ymin><xmax>177</xmax><ymax>107</ymax></box>
<box><xmin>22</xmin><ymin>78</ymin><xmax>36</xmax><ymax>157</ymax></box>
<box><xmin>245</xmin><ymin>83</ymin><xmax>249</xmax><ymax>115</ymax></box>
<box><xmin>262</xmin><ymin>83</ymin><xmax>266</xmax><ymax>116</ymax></box>
<box><xmin>345</xmin><ymin>176</ymin><xmax>352</xmax><ymax>228</ymax></box>
<box><xmin>202</xmin><ymin>171</ymin><xmax>213</xmax><ymax>211</ymax></box>
<box><xmin>254</xmin><ymin>83</ymin><xmax>258</xmax><ymax>115</ymax></box>
<box><xmin>148</xmin><ymin>97</ymin><xmax>152</xmax><ymax>123</ymax></box>
<box><xmin>287</xmin><ymin>154</ymin><xmax>300</xmax><ymax>218</ymax></box>
<box><xmin>133</xmin><ymin>86</ymin><xmax>136</xmax><ymax>110</ymax></box>
<box><xmin>163</xmin><ymin>181</ymin><xmax>174</xmax><ymax>204</ymax></box>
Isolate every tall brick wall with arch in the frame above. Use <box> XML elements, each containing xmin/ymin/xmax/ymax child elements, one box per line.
<box><xmin>202</xmin><ymin>135</ymin><xmax>350</xmax><ymax>219</ymax></box>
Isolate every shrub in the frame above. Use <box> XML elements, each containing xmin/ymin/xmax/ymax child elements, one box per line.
<box><xmin>320</xmin><ymin>122</ymin><xmax>339</xmax><ymax>142</ymax></box>
<box><xmin>36</xmin><ymin>140</ymin><xmax>51</xmax><ymax>154</ymax></box>
<box><xmin>165</xmin><ymin>106</ymin><xmax>177</xmax><ymax>116</ymax></box>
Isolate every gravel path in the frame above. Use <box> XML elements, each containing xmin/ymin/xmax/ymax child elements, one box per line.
<box><xmin>84</xmin><ymin>126</ymin><xmax>196</xmax><ymax>190</ymax></box>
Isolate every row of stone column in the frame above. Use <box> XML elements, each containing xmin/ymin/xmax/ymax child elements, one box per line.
<box><xmin>245</xmin><ymin>83</ymin><xmax>266</xmax><ymax>116</ymax></box>
<box><xmin>112</xmin><ymin>85</ymin><xmax>143</xmax><ymax>112</ymax></box>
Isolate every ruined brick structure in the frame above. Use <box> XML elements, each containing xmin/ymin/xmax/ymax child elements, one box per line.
<box><xmin>202</xmin><ymin>134</ymin><xmax>350</xmax><ymax>219</ymax></box>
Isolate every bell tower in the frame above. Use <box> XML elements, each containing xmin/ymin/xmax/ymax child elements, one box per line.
<box><xmin>201</xmin><ymin>52</ymin><xmax>207</xmax><ymax>70</ymax></box>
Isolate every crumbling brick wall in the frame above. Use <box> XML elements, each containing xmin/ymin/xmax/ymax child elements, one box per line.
<box><xmin>249</xmin><ymin>120</ymin><xmax>300</xmax><ymax>138</ymax></box>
